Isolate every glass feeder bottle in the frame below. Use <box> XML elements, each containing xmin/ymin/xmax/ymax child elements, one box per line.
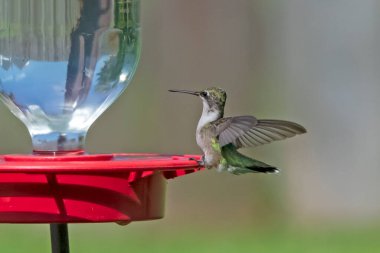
<box><xmin>0</xmin><ymin>0</ymin><xmax>141</xmax><ymax>154</ymax></box>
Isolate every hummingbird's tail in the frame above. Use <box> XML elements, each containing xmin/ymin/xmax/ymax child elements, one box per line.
<box><xmin>221</xmin><ymin>144</ymin><xmax>280</xmax><ymax>175</ymax></box>
<box><xmin>226</xmin><ymin>161</ymin><xmax>279</xmax><ymax>175</ymax></box>
<box><xmin>247</xmin><ymin>164</ymin><xmax>279</xmax><ymax>174</ymax></box>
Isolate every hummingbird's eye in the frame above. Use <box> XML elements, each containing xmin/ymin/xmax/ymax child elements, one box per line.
<box><xmin>200</xmin><ymin>91</ymin><xmax>208</xmax><ymax>97</ymax></box>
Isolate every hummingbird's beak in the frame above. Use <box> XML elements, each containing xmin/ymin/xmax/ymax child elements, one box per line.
<box><xmin>168</xmin><ymin>89</ymin><xmax>200</xmax><ymax>96</ymax></box>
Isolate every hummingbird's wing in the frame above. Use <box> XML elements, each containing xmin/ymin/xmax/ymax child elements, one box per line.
<box><xmin>215</xmin><ymin>116</ymin><xmax>306</xmax><ymax>148</ymax></box>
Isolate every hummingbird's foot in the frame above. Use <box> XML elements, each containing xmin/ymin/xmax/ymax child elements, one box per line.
<box><xmin>189</xmin><ymin>157</ymin><xmax>205</xmax><ymax>167</ymax></box>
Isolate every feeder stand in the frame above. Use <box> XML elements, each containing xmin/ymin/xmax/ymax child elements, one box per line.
<box><xmin>50</xmin><ymin>224</ymin><xmax>70</xmax><ymax>253</ymax></box>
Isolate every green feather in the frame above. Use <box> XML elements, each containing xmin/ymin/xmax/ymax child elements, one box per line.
<box><xmin>221</xmin><ymin>144</ymin><xmax>278</xmax><ymax>173</ymax></box>
<box><xmin>211</xmin><ymin>138</ymin><xmax>221</xmax><ymax>152</ymax></box>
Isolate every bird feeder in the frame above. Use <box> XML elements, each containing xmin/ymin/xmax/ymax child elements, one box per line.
<box><xmin>0</xmin><ymin>1</ymin><xmax>202</xmax><ymax>252</ymax></box>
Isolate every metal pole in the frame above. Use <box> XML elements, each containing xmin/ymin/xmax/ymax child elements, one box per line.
<box><xmin>50</xmin><ymin>224</ymin><xmax>70</xmax><ymax>253</ymax></box>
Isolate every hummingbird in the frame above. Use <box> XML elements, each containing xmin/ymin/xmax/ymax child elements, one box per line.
<box><xmin>169</xmin><ymin>87</ymin><xmax>306</xmax><ymax>175</ymax></box>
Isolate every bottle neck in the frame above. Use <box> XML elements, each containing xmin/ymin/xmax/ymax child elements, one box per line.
<box><xmin>31</xmin><ymin>132</ymin><xmax>86</xmax><ymax>155</ymax></box>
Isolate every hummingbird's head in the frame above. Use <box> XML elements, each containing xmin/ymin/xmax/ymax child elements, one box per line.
<box><xmin>199</xmin><ymin>87</ymin><xmax>227</xmax><ymax>110</ymax></box>
<box><xmin>169</xmin><ymin>87</ymin><xmax>227</xmax><ymax>113</ymax></box>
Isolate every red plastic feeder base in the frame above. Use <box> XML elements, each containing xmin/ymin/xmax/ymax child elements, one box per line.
<box><xmin>0</xmin><ymin>154</ymin><xmax>202</xmax><ymax>224</ymax></box>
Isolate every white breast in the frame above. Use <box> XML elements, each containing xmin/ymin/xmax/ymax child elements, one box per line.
<box><xmin>196</xmin><ymin>100</ymin><xmax>221</xmax><ymax>150</ymax></box>
<box><xmin>196</xmin><ymin>99</ymin><xmax>220</xmax><ymax>131</ymax></box>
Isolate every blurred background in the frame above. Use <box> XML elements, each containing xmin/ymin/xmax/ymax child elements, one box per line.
<box><xmin>0</xmin><ymin>0</ymin><xmax>380</xmax><ymax>252</ymax></box>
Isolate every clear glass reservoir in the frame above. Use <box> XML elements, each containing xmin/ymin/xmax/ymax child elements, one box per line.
<box><xmin>0</xmin><ymin>0</ymin><xmax>140</xmax><ymax>153</ymax></box>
